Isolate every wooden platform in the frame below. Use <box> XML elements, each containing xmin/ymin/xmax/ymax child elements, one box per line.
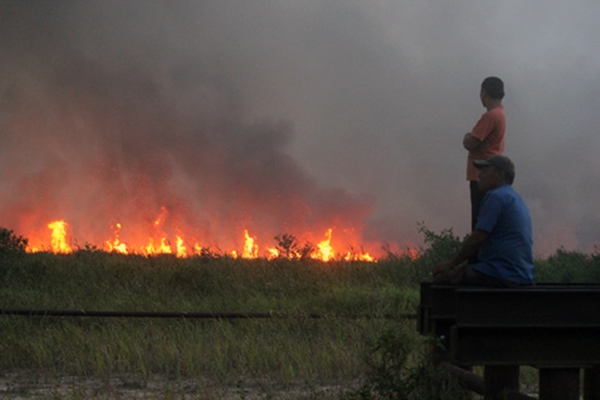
<box><xmin>418</xmin><ymin>282</ymin><xmax>600</xmax><ymax>399</ymax></box>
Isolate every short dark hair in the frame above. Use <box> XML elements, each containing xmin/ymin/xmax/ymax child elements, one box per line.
<box><xmin>493</xmin><ymin>166</ymin><xmax>515</xmax><ymax>185</ymax></box>
<box><xmin>481</xmin><ymin>76</ymin><xmax>505</xmax><ymax>100</ymax></box>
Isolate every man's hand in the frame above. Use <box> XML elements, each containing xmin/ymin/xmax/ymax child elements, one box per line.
<box><xmin>463</xmin><ymin>133</ymin><xmax>484</xmax><ymax>152</ymax></box>
<box><xmin>431</xmin><ymin>230</ymin><xmax>489</xmax><ymax>277</ymax></box>
<box><xmin>432</xmin><ymin>261</ymin><xmax>454</xmax><ymax>276</ymax></box>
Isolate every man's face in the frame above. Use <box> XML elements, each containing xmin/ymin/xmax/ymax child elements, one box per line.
<box><xmin>479</xmin><ymin>88</ymin><xmax>487</xmax><ymax>107</ymax></box>
<box><xmin>477</xmin><ymin>166</ymin><xmax>503</xmax><ymax>192</ymax></box>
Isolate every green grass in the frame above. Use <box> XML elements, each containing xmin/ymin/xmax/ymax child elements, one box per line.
<box><xmin>1</xmin><ymin>229</ymin><xmax>599</xmax><ymax>398</ymax></box>
<box><xmin>0</xmin><ymin>252</ymin><xmax>420</xmax><ymax>397</ymax></box>
<box><xmin>0</xmin><ymin>252</ymin><xmax>419</xmax><ymax>312</ymax></box>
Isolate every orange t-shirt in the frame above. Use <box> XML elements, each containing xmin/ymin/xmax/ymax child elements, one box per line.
<box><xmin>466</xmin><ymin>105</ymin><xmax>506</xmax><ymax>181</ymax></box>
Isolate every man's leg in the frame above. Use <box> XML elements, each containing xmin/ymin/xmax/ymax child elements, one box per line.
<box><xmin>469</xmin><ymin>181</ymin><xmax>485</xmax><ymax>264</ymax></box>
<box><xmin>434</xmin><ymin>265</ymin><xmax>512</xmax><ymax>287</ymax></box>
<box><xmin>469</xmin><ymin>181</ymin><xmax>485</xmax><ymax>231</ymax></box>
<box><xmin>433</xmin><ymin>265</ymin><xmax>469</xmax><ymax>285</ymax></box>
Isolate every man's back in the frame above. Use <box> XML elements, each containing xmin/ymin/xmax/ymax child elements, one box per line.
<box><xmin>473</xmin><ymin>184</ymin><xmax>534</xmax><ymax>284</ymax></box>
<box><xmin>466</xmin><ymin>105</ymin><xmax>506</xmax><ymax>181</ymax></box>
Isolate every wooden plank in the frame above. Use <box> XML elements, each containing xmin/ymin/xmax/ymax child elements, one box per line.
<box><xmin>455</xmin><ymin>287</ymin><xmax>600</xmax><ymax>327</ymax></box>
<box><xmin>583</xmin><ymin>366</ymin><xmax>600</xmax><ymax>400</ymax></box>
<box><xmin>429</xmin><ymin>285</ymin><xmax>457</xmax><ymax>319</ymax></box>
<box><xmin>484</xmin><ymin>365</ymin><xmax>520</xmax><ymax>399</ymax></box>
<box><xmin>449</xmin><ymin>326</ymin><xmax>600</xmax><ymax>365</ymax></box>
<box><xmin>539</xmin><ymin>368</ymin><xmax>580</xmax><ymax>400</ymax></box>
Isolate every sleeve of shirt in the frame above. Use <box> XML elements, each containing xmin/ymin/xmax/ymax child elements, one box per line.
<box><xmin>475</xmin><ymin>192</ymin><xmax>503</xmax><ymax>233</ymax></box>
<box><xmin>471</xmin><ymin>112</ymin><xmax>494</xmax><ymax>141</ymax></box>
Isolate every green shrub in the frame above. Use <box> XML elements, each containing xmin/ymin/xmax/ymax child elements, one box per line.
<box><xmin>344</xmin><ymin>326</ymin><xmax>467</xmax><ymax>400</ymax></box>
<box><xmin>411</xmin><ymin>223</ymin><xmax>463</xmax><ymax>281</ymax></box>
<box><xmin>0</xmin><ymin>227</ymin><xmax>28</xmax><ymax>254</ymax></box>
<box><xmin>535</xmin><ymin>248</ymin><xmax>600</xmax><ymax>283</ymax></box>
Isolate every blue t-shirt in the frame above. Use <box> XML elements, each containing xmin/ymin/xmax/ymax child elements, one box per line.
<box><xmin>471</xmin><ymin>184</ymin><xmax>534</xmax><ymax>284</ymax></box>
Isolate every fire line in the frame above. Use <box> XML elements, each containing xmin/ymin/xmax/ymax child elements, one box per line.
<box><xmin>28</xmin><ymin>219</ymin><xmax>380</xmax><ymax>262</ymax></box>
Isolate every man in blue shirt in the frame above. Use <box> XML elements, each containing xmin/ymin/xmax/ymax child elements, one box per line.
<box><xmin>433</xmin><ymin>155</ymin><xmax>534</xmax><ymax>287</ymax></box>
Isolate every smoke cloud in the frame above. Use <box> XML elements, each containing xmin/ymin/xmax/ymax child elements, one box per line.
<box><xmin>1</xmin><ymin>1</ymin><xmax>599</xmax><ymax>256</ymax></box>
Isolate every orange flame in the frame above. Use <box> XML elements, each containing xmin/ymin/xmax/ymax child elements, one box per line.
<box><xmin>267</xmin><ymin>247</ymin><xmax>279</xmax><ymax>259</ymax></box>
<box><xmin>30</xmin><ymin>213</ymin><xmax>383</xmax><ymax>261</ymax></box>
<box><xmin>315</xmin><ymin>228</ymin><xmax>334</xmax><ymax>261</ymax></box>
<box><xmin>242</xmin><ymin>230</ymin><xmax>258</xmax><ymax>259</ymax></box>
<box><xmin>145</xmin><ymin>237</ymin><xmax>172</xmax><ymax>255</ymax></box>
<box><xmin>47</xmin><ymin>220</ymin><xmax>72</xmax><ymax>254</ymax></box>
<box><xmin>344</xmin><ymin>251</ymin><xmax>374</xmax><ymax>262</ymax></box>
<box><xmin>176</xmin><ymin>236</ymin><xmax>186</xmax><ymax>257</ymax></box>
<box><xmin>106</xmin><ymin>223</ymin><xmax>128</xmax><ymax>254</ymax></box>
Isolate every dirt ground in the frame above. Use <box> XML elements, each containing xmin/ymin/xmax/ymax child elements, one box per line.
<box><xmin>0</xmin><ymin>371</ymin><xmax>354</xmax><ymax>399</ymax></box>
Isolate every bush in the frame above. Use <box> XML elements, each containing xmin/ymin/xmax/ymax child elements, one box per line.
<box><xmin>412</xmin><ymin>224</ymin><xmax>463</xmax><ymax>281</ymax></box>
<box><xmin>344</xmin><ymin>326</ymin><xmax>468</xmax><ymax>400</ymax></box>
<box><xmin>535</xmin><ymin>248</ymin><xmax>600</xmax><ymax>283</ymax></box>
<box><xmin>0</xmin><ymin>227</ymin><xmax>28</xmax><ymax>254</ymax></box>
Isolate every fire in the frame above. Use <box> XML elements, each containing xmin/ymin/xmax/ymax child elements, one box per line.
<box><xmin>267</xmin><ymin>247</ymin><xmax>279</xmax><ymax>259</ymax></box>
<box><xmin>344</xmin><ymin>251</ymin><xmax>374</xmax><ymax>262</ymax></box>
<box><xmin>47</xmin><ymin>220</ymin><xmax>72</xmax><ymax>254</ymax></box>
<box><xmin>315</xmin><ymin>228</ymin><xmax>334</xmax><ymax>261</ymax></box>
<box><xmin>242</xmin><ymin>230</ymin><xmax>258</xmax><ymax>259</ymax></box>
<box><xmin>28</xmin><ymin>215</ymin><xmax>386</xmax><ymax>261</ymax></box>
<box><xmin>145</xmin><ymin>237</ymin><xmax>173</xmax><ymax>255</ymax></box>
<box><xmin>106</xmin><ymin>223</ymin><xmax>127</xmax><ymax>254</ymax></box>
<box><xmin>176</xmin><ymin>236</ymin><xmax>186</xmax><ymax>258</ymax></box>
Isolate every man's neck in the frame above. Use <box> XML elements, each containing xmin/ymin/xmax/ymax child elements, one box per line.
<box><xmin>485</xmin><ymin>100</ymin><xmax>502</xmax><ymax>111</ymax></box>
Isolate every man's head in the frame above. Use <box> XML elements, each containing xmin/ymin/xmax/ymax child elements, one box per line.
<box><xmin>474</xmin><ymin>155</ymin><xmax>515</xmax><ymax>191</ymax></box>
<box><xmin>481</xmin><ymin>76</ymin><xmax>505</xmax><ymax>100</ymax></box>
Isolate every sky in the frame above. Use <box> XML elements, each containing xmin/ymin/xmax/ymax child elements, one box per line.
<box><xmin>1</xmin><ymin>0</ymin><xmax>599</xmax><ymax>257</ymax></box>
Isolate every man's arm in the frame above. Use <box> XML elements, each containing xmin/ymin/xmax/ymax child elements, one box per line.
<box><xmin>463</xmin><ymin>133</ymin><xmax>486</xmax><ymax>152</ymax></box>
<box><xmin>432</xmin><ymin>229</ymin><xmax>489</xmax><ymax>275</ymax></box>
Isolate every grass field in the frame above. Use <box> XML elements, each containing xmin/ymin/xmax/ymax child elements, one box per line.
<box><xmin>0</xmin><ymin>251</ymin><xmax>422</xmax><ymax>398</ymax></box>
<box><xmin>0</xmin><ymin>226</ymin><xmax>598</xmax><ymax>398</ymax></box>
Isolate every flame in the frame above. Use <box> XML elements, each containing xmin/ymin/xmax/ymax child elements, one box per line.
<box><xmin>176</xmin><ymin>236</ymin><xmax>186</xmax><ymax>257</ymax></box>
<box><xmin>242</xmin><ymin>230</ymin><xmax>258</xmax><ymax>259</ymax></box>
<box><xmin>28</xmin><ymin>213</ymin><xmax>384</xmax><ymax>261</ymax></box>
<box><xmin>344</xmin><ymin>251</ymin><xmax>374</xmax><ymax>262</ymax></box>
<box><xmin>106</xmin><ymin>223</ymin><xmax>128</xmax><ymax>254</ymax></box>
<box><xmin>47</xmin><ymin>220</ymin><xmax>72</xmax><ymax>254</ymax></box>
<box><xmin>315</xmin><ymin>228</ymin><xmax>334</xmax><ymax>261</ymax></box>
<box><xmin>267</xmin><ymin>247</ymin><xmax>279</xmax><ymax>259</ymax></box>
<box><xmin>145</xmin><ymin>237</ymin><xmax>173</xmax><ymax>255</ymax></box>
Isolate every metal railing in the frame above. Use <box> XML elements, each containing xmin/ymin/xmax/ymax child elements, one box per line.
<box><xmin>0</xmin><ymin>309</ymin><xmax>417</xmax><ymax>320</ymax></box>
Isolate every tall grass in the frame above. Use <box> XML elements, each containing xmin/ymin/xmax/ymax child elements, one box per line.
<box><xmin>0</xmin><ymin>226</ymin><xmax>598</xmax><ymax>398</ymax></box>
<box><xmin>0</xmin><ymin>250</ymin><xmax>420</xmax><ymax>397</ymax></box>
<box><xmin>0</xmin><ymin>252</ymin><xmax>419</xmax><ymax>313</ymax></box>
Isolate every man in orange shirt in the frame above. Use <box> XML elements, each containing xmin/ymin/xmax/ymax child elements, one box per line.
<box><xmin>463</xmin><ymin>77</ymin><xmax>506</xmax><ymax>233</ymax></box>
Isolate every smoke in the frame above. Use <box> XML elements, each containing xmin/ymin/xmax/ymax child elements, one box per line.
<box><xmin>0</xmin><ymin>1</ymin><xmax>377</xmax><ymax>253</ymax></box>
<box><xmin>1</xmin><ymin>1</ymin><xmax>599</xmax><ymax>255</ymax></box>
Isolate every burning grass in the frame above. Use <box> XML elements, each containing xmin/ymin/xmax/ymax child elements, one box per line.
<box><xmin>0</xmin><ymin>251</ymin><xmax>420</xmax><ymax>398</ymax></box>
<box><xmin>26</xmin><ymin>219</ymin><xmax>386</xmax><ymax>262</ymax></box>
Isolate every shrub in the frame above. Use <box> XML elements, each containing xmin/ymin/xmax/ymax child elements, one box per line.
<box><xmin>411</xmin><ymin>223</ymin><xmax>463</xmax><ymax>281</ymax></box>
<box><xmin>344</xmin><ymin>327</ymin><xmax>468</xmax><ymax>399</ymax></box>
<box><xmin>535</xmin><ymin>248</ymin><xmax>600</xmax><ymax>283</ymax></box>
<box><xmin>0</xmin><ymin>227</ymin><xmax>28</xmax><ymax>254</ymax></box>
<box><xmin>273</xmin><ymin>233</ymin><xmax>315</xmax><ymax>260</ymax></box>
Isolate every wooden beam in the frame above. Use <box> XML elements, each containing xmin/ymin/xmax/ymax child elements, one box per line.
<box><xmin>440</xmin><ymin>363</ymin><xmax>535</xmax><ymax>400</ymax></box>
<box><xmin>539</xmin><ymin>368</ymin><xmax>580</xmax><ymax>400</ymax></box>
<box><xmin>584</xmin><ymin>366</ymin><xmax>600</xmax><ymax>400</ymax></box>
<box><xmin>450</xmin><ymin>326</ymin><xmax>600</xmax><ymax>365</ymax></box>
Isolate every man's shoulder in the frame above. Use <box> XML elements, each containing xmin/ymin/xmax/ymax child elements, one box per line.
<box><xmin>485</xmin><ymin>184</ymin><xmax>516</xmax><ymax>202</ymax></box>
<box><xmin>485</xmin><ymin>105</ymin><xmax>505</xmax><ymax>119</ymax></box>
<box><xmin>488</xmin><ymin>185</ymin><xmax>529</xmax><ymax>212</ymax></box>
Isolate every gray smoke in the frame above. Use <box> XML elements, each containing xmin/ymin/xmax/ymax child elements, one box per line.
<box><xmin>1</xmin><ymin>1</ymin><xmax>599</xmax><ymax>256</ymax></box>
